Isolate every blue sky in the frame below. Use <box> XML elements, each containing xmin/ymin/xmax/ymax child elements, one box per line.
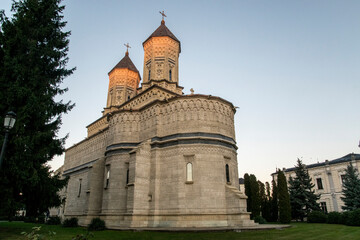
<box><xmin>1</xmin><ymin>0</ymin><xmax>359</xmax><ymax>183</ymax></box>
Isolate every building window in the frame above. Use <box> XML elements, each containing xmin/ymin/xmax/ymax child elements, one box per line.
<box><xmin>316</xmin><ymin>178</ymin><xmax>323</xmax><ymax>190</ymax></box>
<box><xmin>126</xmin><ymin>169</ymin><xmax>129</xmax><ymax>185</ymax></box>
<box><xmin>226</xmin><ymin>164</ymin><xmax>230</xmax><ymax>183</ymax></box>
<box><xmin>320</xmin><ymin>202</ymin><xmax>328</xmax><ymax>213</ymax></box>
<box><xmin>186</xmin><ymin>163</ymin><xmax>193</xmax><ymax>182</ymax></box>
<box><xmin>105</xmin><ymin>168</ymin><xmax>110</xmax><ymax>188</ymax></box>
<box><xmin>169</xmin><ymin>69</ymin><xmax>172</xmax><ymax>81</ymax></box>
<box><xmin>78</xmin><ymin>179</ymin><xmax>82</xmax><ymax>197</ymax></box>
<box><xmin>148</xmin><ymin>70</ymin><xmax>151</xmax><ymax>81</ymax></box>
<box><xmin>341</xmin><ymin>174</ymin><xmax>346</xmax><ymax>185</ymax></box>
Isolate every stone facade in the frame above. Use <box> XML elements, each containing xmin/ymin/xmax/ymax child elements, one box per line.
<box><xmin>272</xmin><ymin>153</ymin><xmax>360</xmax><ymax>213</ymax></box>
<box><xmin>62</xmin><ymin>19</ymin><xmax>254</xmax><ymax>229</ymax></box>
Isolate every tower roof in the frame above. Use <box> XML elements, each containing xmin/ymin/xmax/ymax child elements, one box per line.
<box><xmin>143</xmin><ymin>20</ymin><xmax>181</xmax><ymax>52</ymax></box>
<box><xmin>109</xmin><ymin>52</ymin><xmax>141</xmax><ymax>79</ymax></box>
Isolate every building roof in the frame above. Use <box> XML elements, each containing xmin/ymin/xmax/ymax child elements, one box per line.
<box><xmin>143</xmin><ymin>20</ymin><xmax>181</xmax><ymax>52</ymax></box>
<box><xmin>284</xmin><ymin>153</ymin><xmax>360</xmax><ymax>173</ymax></box>
<box><xmin>108</xmin><ymin>52</ymin><xmax>141</xmax><ymax>78</ymax></box>
<box><xmin>239</xmin><ymin>178</ymin><xmax>245</xmax><ymax>184</ymax></box>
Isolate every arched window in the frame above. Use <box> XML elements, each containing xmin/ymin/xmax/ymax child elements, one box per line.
<box><xmin>148</xmin><ymin>70</ymin><xmax>151</xmax><ymax>81</ymax></box>
<box><xmin>78</xmin><ymin>179</ymin><xmax>82</xmax><ymax>197</ymax></box>
<box><xmin>186</xmin><ymin>162</ymin><xmax>193</xmax><ymax>182</ymax></box>
<box><xmin>105</xmin><ymin>169</ymin><xmax>110</xmax><ymax>188</ymax></box>
<box><xmin>169</xmin><ymin>69</ymin><xmax>172</xmax><ymax>81</ymax></box>
<box><xmin>225</xmin><ymin>164</ymin><xmax>230</xmax><ymax>183</ymax></box>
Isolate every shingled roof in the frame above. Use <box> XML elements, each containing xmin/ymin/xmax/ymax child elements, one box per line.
<box><xmin>108</xmin><ymin>52</ymin><xmax>141</xmax><ymax>79</ymax></box>
<box><xmin>143</xmin><ymin>20</ymin><xmax>181</xmax><ymax>52</ymax></box>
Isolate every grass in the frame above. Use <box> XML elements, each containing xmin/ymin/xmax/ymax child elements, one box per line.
<box><xmin>0</xmin><ymin>221</ymin><xmax>360</xmax><ymax>240</ymax></box>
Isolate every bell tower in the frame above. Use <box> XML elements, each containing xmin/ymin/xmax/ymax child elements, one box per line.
<box><xmin>140</xmin><ymin>12</ymin><xmax>183</xmax><ymax>94</ymax></box>
<box><xmin>104</xmin><ymin>45</ymin><xmax>141</xmax><ymax>115</ymax></box>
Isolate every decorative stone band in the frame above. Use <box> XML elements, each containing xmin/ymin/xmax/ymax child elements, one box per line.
<box><xmin>63</xmin><ymin>159</ymin><xmax>98</xmax><ymax>176</ymax></box>
<box><xmin>105</xmin><ymin>132</ymin><xmax>237</xmax><ymax>157</ymax></box>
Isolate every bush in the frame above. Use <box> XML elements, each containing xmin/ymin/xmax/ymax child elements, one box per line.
<box><xmin>63</xmin><ymin>217</ymin><xmax>78</xmax><ymax>227</ymax></box>
<box><xmin>46</xmin><ymin>216</ymin><xmax>61</xmax><ymax>225</ymax></box>
<box><xmin>327</xmin><ymin>212</ymin><xmax>341</xmax><ymax>224</ymax></box>
<box><xmin>253</xmin><ymin>215</ymin><xmax>267</xmax><ymax>224</ymax></box>
<box><xmin>347</xmin><ymin>209</ymin><xmax>360</xmax><ymax>226</ymax></box>
<box><xmin>340</xmin><ymin>211</ymin><xmax>351</xmax><ymax>225</ymax></box>
<box><xmin>307</xmin><ymin>211</ymin><xmax>327</xmax><ymax>223</ymax></box>
<box><xmin>88</xmin><ymin>217</ymin><xmax>105</xmax><ymax>231</ymax></box>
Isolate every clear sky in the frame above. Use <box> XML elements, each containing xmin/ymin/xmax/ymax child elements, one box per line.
<box><xmin>1</xmin><ymin>0</ymin><xmax>360</xmax><ymax>184</ymax></box>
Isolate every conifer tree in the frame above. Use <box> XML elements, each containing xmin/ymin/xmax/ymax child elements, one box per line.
<box><xmin>277</xmin><ymin>170</ymin><xmax>291</xmax><ymax>223</ymax></box>
<box><xmin>244</xmin><ymin>173</ymin><xmax>252</xmax><ymax>213</ymax></box>
<box><xmin>341</xmin><ymin>163</ymin><xmax>360</xmax><ymax>211</ymax></box>
<box><xmin>262</xmin><ymin>181</ymin><xmax>272</xmax><ymax>221</ymax></box>
<box><xmin>288</xmin><ymin>159</ymin><xmax>320</xmax><ymax>221</ymax></box>
<box><xmin>249</xmin><ymin>174</ymin><xmax>260</xmax><ymax>218</ymax></box>
<box><xmin>270</xmin><ymin>178</ymin><xmax>278</xmax><ymax>222</ymax></box>
<box><xmin>0</xmin><ymin>0</ymin><xmax>73</xmax><ymax>218</ymax></box>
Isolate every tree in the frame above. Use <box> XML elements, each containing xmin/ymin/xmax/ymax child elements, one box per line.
<box><xmin>288</xmin><ymin>159</ymin><xmax>320</xmax><ymax>221</ymax></box>
<box><xmin>249</xmin><ymin>174</ymin><xmax>260</xmax><ymax>218</ymax></box>
<box><xmin>261</xmin><ymin>181</ymin><xmax>272</xmax><ymax>221</ymax></box>
<box><xmin>277</xmin><ymin>170</ymin><xmax>291</xmax><ymax>223</ymax></box>
<box><xmin>0</xmin><ymin>0</ymin><xmax>73</xmax><ymax>218</ymax></box>
<box><xmin>244</xmin><ymin>173</ymin><xmax>252</xmax><ymax>213</ymax></box>
<box><xmin>270</xmin><ymin>178</ymin><xmax>278</xmax><ymax>222</ymax></box>
<box><xmin>243</xmin><ymin>173</ymin><xmax>261</xmax><ymax>219</ymax></box>
<box><xmin>341</xmin><ymin>163</ymin><xmax>360</xmax><ymax>211</ymax></box>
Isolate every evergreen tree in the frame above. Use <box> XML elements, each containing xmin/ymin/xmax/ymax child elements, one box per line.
<box><xmin>262</xmin><ymin>181</ymin><xmax>272</xmax><ymax>221</ymax></box>
<box><xmin>341</xmin><ymin>163</ymin><xmax>360</xmax><ymax>211</ymax></box>
<box><xmin>244</xmin><ymin>173</ymin><xmax>252</xmax><ymax>213</ymax></box>
<box><xmin>270</xmin><ymin>178</ymin><xmax>278</xmax><ymax>222</ymax></box>
<box><xmin>0</xmin><ymin>0</ymin><xmax>73</xmax><ymax>218</ymax></box>
<box><xmin>277</xmin><ymin>170</ymin><xmax>291</xmax><ymax>223</ymax></box>
<box><xmin>249</xmin><ymin>174</ymin><xmax>260</xmax><ymax>218</ymax></box>
<box><xmin>288</xmin><ymin>159</ymin><xmax>320</xmax><ymax>221</ymax></box>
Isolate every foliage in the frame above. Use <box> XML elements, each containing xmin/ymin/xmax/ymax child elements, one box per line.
<box><xmin>261</xmin><ymin>181</ymin><xmax>272</xmax><ymax>221</ymax></box>
<box><xmin>277</xmin><ymin>170</ymin><xmax>291</xmax><ymax>223</ymax></box>
<box><xmin>63</xmin><ymin>218</ymin><xmax>78</xmax><ymax>227</ymax></box>
<box><xmin>340</xmin><ymin>163</ymin><xmax>360</xmax><ymax>211</ymax></box>
<box><xmin>346</xmin><ymin>209</ymin><xmax>360</xmax><ymax>226</ymax></box>
<box><xmin>88</xmin><ymin>217</ymin><xmax>105</xmax><ymax>231</ymax></box>
<box><xmin>21</xmin><ymin>226</ymin><xmax>56</xmax><ymax>240</ymax></box>
<box><xmin>253</xmin><ymin>215</ymin><xmax>267</xmax><ymax>224</ymax></box>
<box><xmin>72</xmin><ymin>232</ymin><xmax>94</xmax><ymax>240</ymax></box>
<box><xmin>327</xmin><ymin>212</ymin><xmax>341</xmax><ymax>224</ymax></box>
<box><xmin>307</xmin><ymin>211</ymin><xmax>327</xmax><ymax>223</ymax></box>
<box><xmin>288</xmin><ymin>159</ymin><xmax>320</xmax><ymax>221</ymax></box>
<box><xmin>339</xmin><ymin>211</ymin><xmax>351</xmax><ymax>225</ymax></box>
<box><xmin>0</xmin><ymin>0</ymin><xmax>73</xmax><ymax>218</ymax></box>
<box><xmin>46</xmin><ymin>216</ymin><xmax>61</xmax><ymax>225</ymax></box>
<box><xmin>244</xmin><ymin>173</ymin><xmax>251</xmax><ymax>213</ymax></box>
<box><xmin>249</xmin><ymin>174</ymin><xmax>260</xmax><ymax>218</ymax></box>
<box><xmin>270</xmin><ymin>178</ymin><xmax>278</xmax><ymax>222</ymax></box>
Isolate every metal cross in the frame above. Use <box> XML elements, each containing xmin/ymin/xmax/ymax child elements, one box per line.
<box><xmin>159</xmin><ymin>10</ymin><xmax>167</xmax><ymax>20</ymax></box>
<box><xmin>124</xmin><ymin>43</ymin><xmax>131</xmax><ymax>52</ymax></box>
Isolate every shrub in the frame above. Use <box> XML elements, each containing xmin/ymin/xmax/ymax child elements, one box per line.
<box><xmin>63</xmin><ymin>217</ymin><xmax>78</xmax><ymax>227</ymax></box>
<box><xmin>340</xmin><ymin>211</ymin><xmax>351</xmax><ymax>225</ymax></box>
<box><xmin>88</xmin><ymin>217</ymin><xmax>105</xmax><ymax>231</ymax></box>
<box><xmin>327</xmin><ymin>212</ymin><xmax>341</xmax><ymax>224</ymax></box>
<box><xmin>253</xmin><ymin>215</ymin><xmax>267</xmax><ymax>224</ymax></box>
<box><xmin>347</xmin><ymin>209</ymin><xmax>360</xmax><ymax>226</ymax></box>
<box><xmin>46</xmin><ymin>216</ymin><xmax>61</xmax><ymax>225</ymax></box>
<box><xmin>307</xmin><ymin>211</ymin><xmax>327</xmax><ymax>223</ymax></box>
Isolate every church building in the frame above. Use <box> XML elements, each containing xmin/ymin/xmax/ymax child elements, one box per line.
<box><xmin>62</xmin><ymin>16</ymin><xmax>254</xmax><ymax>228</ymax></box>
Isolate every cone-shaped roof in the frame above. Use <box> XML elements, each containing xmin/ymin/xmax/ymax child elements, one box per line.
<box><xmin>109</xmin><ymin>52</ymin><xmax>141</xmax><ymax>79</ymax></box>
<box><xmin>143</xmin><ymin>20</ymin><xmax>181</xmax><ymax>52</ymax></box>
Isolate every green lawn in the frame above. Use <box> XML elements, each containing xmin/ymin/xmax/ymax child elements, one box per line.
<box><xmin>0</xmin><ymin>221</ymin><xmax>360</xmax><ymax>240</ymax></box>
